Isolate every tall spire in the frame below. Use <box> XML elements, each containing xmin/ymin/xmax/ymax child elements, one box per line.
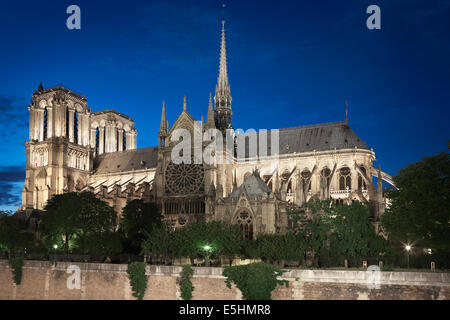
<box><xmin>159</xmin><ymin>101</ymin><xmax>167</xmax><ymax>133</ymax></box>
<box><xmin>214</xmin><ymin>10</ymin><xmax>233</xmax><ymax>133</ymax></box>
<box><xmin>183</xmin><ymin>95</ymin><xmax>187</xmax><ymax>112</ymax></box>
<box><xmin>158</xmin><ymin>101</ymin><xmax>167</xmax><ymax>147</ymax></box>
<box><xmin>206</xmin><ymin>92</ymin><xmax>215</xmax><ymax>128</ymax></box>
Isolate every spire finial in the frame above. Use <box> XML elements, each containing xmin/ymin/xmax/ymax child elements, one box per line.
<box><xmin>345</xmin><ymin>100</ymin><xmax>349</xmax><ymax>124</ymax></box>
<box><xmin>222</xmin><ymin>3</ymin><xmax>226</xmax><ymax>22</ymax></box>
<box><xmin>160</xmin><ymin>101</ymin><xmax>167</xmax><ymax>133</ymax></box>
<box><xmin>183</xmin><ymin>95</ymin><xmax>187</xmax><ymax>112</ymax></box>
<box><xmin>206</xmin><ymin>92</ymin><xmax>215</xmax><ymax>128</ymax></box>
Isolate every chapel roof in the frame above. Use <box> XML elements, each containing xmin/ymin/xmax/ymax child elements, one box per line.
<box><xmin>229</xmin><ymin>170</ymin><xmax>272</xmax><ymax>198</ymax></box>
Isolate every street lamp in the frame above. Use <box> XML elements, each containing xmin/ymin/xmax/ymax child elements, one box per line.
<box><xmin>53</xmin><ymin>244</ymin><xmax>58</xmax><ymax>262</ymax></box>
<box><xmin>203</xmin><ymin>245</ymin><xmax>212</xmax><ymax>267</ymax></box>
<box><xmin>405</xmin><ymin>244</ymin><xmax>412</xmax><ymax>269</ymax></box>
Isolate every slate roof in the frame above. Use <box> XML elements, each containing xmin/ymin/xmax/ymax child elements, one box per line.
<box><xmin>279</xmin><ymin>121</ymin><xmax>369</xmax><ymax>153</ymax></box>
<box><xmin>92</xmin><ymin>122</ymin><xmax>369</xmax><ymax>174</ymax></box>
<box><xmin>238</xmin><ymin>121</ymin><xmax>369</xmax><ymax>158</ymax></box>
<box><xmin>230</xmin><ymin>171</ymin><xmax>272</xmax><ymax>198</ymax></box>
<box><xmin>93</xmin><ymin>147</ymin><xmax>158</xmax><ymax>174</ymax></box>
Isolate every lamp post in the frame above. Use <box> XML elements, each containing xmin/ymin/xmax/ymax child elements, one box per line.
<box><xmin>203</xmin><ymin>245</ymin><xmax>211</xmax><ymax>267</ymax></box>
<box><xmin>53</xmin><ymin>244</ymin><xmax>58</xmax><ymax>262</ymax></box>
<box><xmin>405</xmin><ymin>245</ymin><xmax>411</xmax><ymax>269</ymax></box>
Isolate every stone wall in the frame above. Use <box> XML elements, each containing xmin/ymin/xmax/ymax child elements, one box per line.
<box><xmin>0</xmin><ymin>260</ymin><xmax>448</xmax><ymax>300</ymax></box>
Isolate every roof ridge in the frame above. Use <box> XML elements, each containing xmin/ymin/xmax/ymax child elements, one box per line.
<box><xmin>279</xmin><ymin>120</ymin><xmax>347</xmax><ymax>132</ymax></box>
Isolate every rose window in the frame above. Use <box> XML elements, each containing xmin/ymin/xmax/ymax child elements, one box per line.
<box><xmin>165</xmin><ymin>162</ymin><xmax>205</xmax><ymax>194</ymax></box>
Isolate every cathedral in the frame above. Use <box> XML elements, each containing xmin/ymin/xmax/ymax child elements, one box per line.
<box><xmin>20</xmin><ymin>19</ymin><xmax>395</xmax><ymax>238</ymax></box>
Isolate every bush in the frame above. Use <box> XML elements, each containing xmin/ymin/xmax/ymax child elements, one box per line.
<box><xmin>9</xmin><ymin>257</ymin><xmax>24</xmax><ymax>285</ymax></box>
<box><xmin>179</xmin><ymin>265</ymin><xmax>195</xmax><ymax>300</ymax></box>
<box><xmin>127</xmin><ymin>262</ymin><xmax>147</xmax><ymax>300</ymax></box>
<box><xmin>223</xmin><ymin>262</ymin><xmax>289</xmax><ymax>300</ymax></box>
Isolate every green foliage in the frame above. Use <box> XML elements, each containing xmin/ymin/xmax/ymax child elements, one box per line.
<box><xmin>179</xmin><ymin>265</ymin><xmax>195</xmax><ymax>300</ymax></box>
<box><xmin>327</xmin><ymin>201</ymin><xmax>392</xmax><ymax>258</ymax></box>
<box><xmin>8</xmin><ymin>257</ymin><xmax>24</xmax><ymax>285</ymax></box>
<box><xmin>382</xmin><ymin>151</ymin><xmax>450</xmax><ymax>253</ymax></box>
<box><xmin>223</xmin><ymin>262</ymin><xmax>288</xmax><ymax>300</ymax></box>
<box><xmin>142</xmin><ymin>220</ymin><xmax>242</xmax><ymax>263</ymax></box>
<box><xmin>119</xmin><ymin>200</ymin><xmax>162</xmax><ymax>253</ymax></box>
<box><xmin>255</xmin><ymin>232</ymin><xmax>303</xmax><ymax>263</ymax></box>
<box><xmin>0</xmin><ymin>211</ymin><xmax>35</xmax><ymax>254</ymax></box>
<box><xmin>127</xmin><ymin>262</ymin><xmax>147</xmax><ymax>300</ymax></box>
<box><xmin>287</xmin><ymin>199</ymin><xmax>393</xmax><ymax>266</ymax></box>
<box><xmin>141</xmin><ymin>222</ymin><xmax>175</xmax><ymax>261</ymax></box>
<box><xmin>39</xmin><ymin>192</ymin><xmax>119</xmax><ymax>254</ymax></box>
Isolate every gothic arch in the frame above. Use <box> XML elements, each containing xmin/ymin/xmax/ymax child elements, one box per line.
<box><xmin>233</xmin><ymin>210</ymin><xmax>254</xmax><ymax>240</ymax></box>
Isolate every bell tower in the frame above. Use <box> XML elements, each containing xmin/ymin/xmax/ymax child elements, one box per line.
<box><xmin>22</xmin><ymin>84</ymin><xmax>92</xmax><ymax>210</ymax></box>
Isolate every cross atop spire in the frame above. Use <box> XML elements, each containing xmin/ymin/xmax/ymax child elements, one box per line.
<box><xmin>345</xmin><ymin>100</ymin><xmax>349</xmax><ymax>124</ymax></box>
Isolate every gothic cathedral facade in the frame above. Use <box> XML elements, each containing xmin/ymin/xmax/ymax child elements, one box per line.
<box><xmin>21</xmin><ymin>19</ymin><xmax>394</xmax><ymax>238</ymax></box>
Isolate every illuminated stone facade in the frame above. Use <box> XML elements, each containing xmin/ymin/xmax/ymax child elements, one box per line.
<box><xmin>21</xmin><ymin>19</ymin><xmax>394</xmax><ymax>237</ymax></box>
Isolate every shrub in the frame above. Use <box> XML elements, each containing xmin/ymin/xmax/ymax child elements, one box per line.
<box><xmin>127</xmin><ymin>262</ymin><xmax>147</xmax><ymax>300</ymax></box>
<box><xmin>223</xmin><ymin>262</ymin><xmax>289</xmax><ymax>300</ymax></box>
<box><xmin>9</xmin><ymin>257</ymin><xmax>24</xmax><ymax>285</ymax></box>
<box><xmin>179</xmin><ymin>264</ymin><xmax>195</xmax><ymax>300</ymax></box>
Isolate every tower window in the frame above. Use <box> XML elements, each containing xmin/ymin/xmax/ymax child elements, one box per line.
<box><xmin>123</xmin><ymin>131</ymin><xmax>127</xmax><ymax>151</ymax></box>
<box><xmin>95</xmin><ymin>127</ymin><xmax>99</xmax><ymax>155</ymax></box>
<box><xmin>74</xmin><ymin>111</ymin><xmax>78</xmax><ymax>144</ymax></box>
<box><xmin>43</xmin><ymin>108</ymin><xmax>48</xmax><ymax>140</ymax></box>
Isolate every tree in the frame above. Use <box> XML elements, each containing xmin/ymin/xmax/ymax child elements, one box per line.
<box><xmin>287</xmin><ymin>200</ymin><xmax>329</xmax><ymax>267</ymax></box>
<box><xmin>119</xmin><ymin>199</ymin><xmax>162</xmax><ymax>253</ymax></box>
<box><xmin>327</xmin><ymin>201</ymin><xmax>392</xmax><ymax>259</ymax></box>
<box><xmin>382</xmin><ymin>151</ymin><xmax>450</xmax><ymax>254</ymax></box>
<box><xmin>0</xmin><ymin>211</ymin><xmax>35</xmax><ymax>256</ymax></box>
<box><xmin>141</xmin><ymin>220</ymin><xmax>242</xmax><ymax>265</ymax></box>
<box><xmin>288</xmin><ymin>199</ymin><xmax>391</xmax><ymax>267</ymax></box>
<box><xmin>39</xmin><ymin>192</ymin><xmax>119</xmax><ymax>254</ymax></box>
<box><xmin>141</xmin><ymin>222</ymin><xmax>175</xmax><ymax>264</ymax></box>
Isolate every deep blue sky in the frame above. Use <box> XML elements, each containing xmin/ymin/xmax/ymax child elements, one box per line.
<box><xmin>0</xmin><ymin>0</ymin><xmax>449</xmax><ymax>211</ymax></box>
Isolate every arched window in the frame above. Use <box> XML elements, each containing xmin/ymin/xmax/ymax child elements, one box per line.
<box><xmin>43</xmin><ymin>108</ymin><xmax>48</xmax><ymax>140</ymax></box>
<box><xmin>287</xmin><ymin>180</ymin><xmax>292</xmax><ymax>194</ymax></box>
<box><xmin>95</xmin><ymin>127</ymin><xmax>99</xmax><ymax>155</ymax></box>
<box><xmin>321</xmin><ymin>167</ymin><xmax>331</xmax><ymax>186</ymax></box>
<box><xmin>123</xmin><ymin>131</ymin><xmax>127</xmax><ymax>151</ymax></box>
<box><xmin>74</xmin><ymin>111</ymin><xmax>78</xmax><ymax>144</ymax></box>
<box><xmin>236</xmin><ymin>211</ymin><xmax>253</xmax><ymax>240</ymax></box>
<box><xmin>358</xmin><ymin>166</ymin><xmax>367</xmax><ymax>191</ymax></box>
<box><xmin>339</xmin><ymin>167</ymin><xmax>351</xmax><ymax>190</ymax></box>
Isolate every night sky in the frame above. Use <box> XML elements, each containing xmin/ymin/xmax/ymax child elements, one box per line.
<box><xmin>0</xmin><ymin>0</ymin><xmax>449</xmax><ymax>211</ymax></box>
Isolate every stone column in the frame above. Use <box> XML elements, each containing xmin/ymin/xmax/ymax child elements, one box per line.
<box><xmin>90</xmin><ymin>128</ymin><xmax>96</xmax><ymax>149</ymax></box>
<box><xmin>111</xmin><ymin>122</ymin><xmax>117</xmax><ymax>152</ymax></box>
<box><xmin>38</xmin><ymin>109</ymin><xmax>44</xmax><ymax>141</ymax></box>
<box><xmin>47</xmin><ymin>107</ymin><xmax>53</xmax><ymax>139</ymax></box>
<box><xmin>99</xmin><ymin>127</ymin><xmax>105</xmax><ymax>154</ymax></box>
<box><xmin>126</xmin><ymin>131</ymin><xmax>132</xmax><ymax>151</ymax></box>
<box><xmin>68</xmin><ymin>109</ymin><xmax>74</xmax><ymax>142</ymax></box>
<box><xmin>29</xmin><ymin>108</ymin><xmax>35</xmax><ymax>140</ymax></box>
<box><xmin>84</xmin><ymin>113</ymin><xmax>90</xmax><ymax>146</ymax></box>
<box><xmin>118</xmin><ymin>129</ymin><xmax>124</xmax><ymax>151</ymax></box>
